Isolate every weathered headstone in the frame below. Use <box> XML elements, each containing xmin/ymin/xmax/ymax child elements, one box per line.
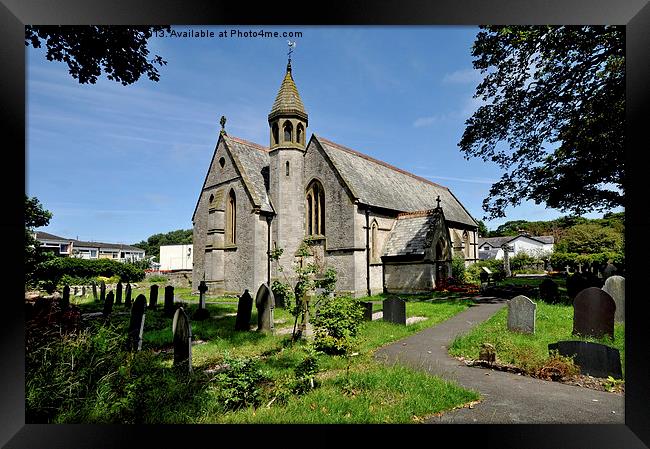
<box><xmin>164</xmin><ymin>285</ymin><xmax>175</xmax><ymax>317</ymax></box>
<box><xmin>172</xmin><ymin>307</ymin><xmax>192</xmax><ymax>373</ymax></box>
<box><xmin>382</xmin><ymin>297</ymin><xmax>406</xmax><ymax>325</ymax></box>
<box><xmin>193</xmin><ymin>281</ymin><xmax>210</xmax><ymax>320</ymax></box>
<box><xmin>149</xmin><ymin>284</ymin><xmax>159</xmax><ymax>309</ymax></box>
<box><xmin>507</xmin><ymin>295</ymin><xmax>536</xmax><ymax>334</ymax></box>
<box><xmin>548</xmin><ymin>341</ymin><xmax>622</xmax><ymax>379</ymax></box>
<box><xmin>603</xmin><ymin>262</ymin><xmax>617</xmax><ymax>279</ymax></box>
<box><xmin>127</xmin><ymin>294</ymin><xmax>147</xmax><ymax>351</ymax></box>
<box><xmin>115</xmin><ymin>282</ymin><xmax>123</xmax><ymax>305</ymax></box>
<box><xmin>100</xmin><ymin>280</ymin><xmax>106</xmax><ymax>302</ymax></box>
<box><xmin>502</xmin><ymin>244</ymin><xmax>513</xmax><ymax>277</ymax></box>
<box><xmin>125</xmin><ymin>283</ymin><xmax>132</xmax><ymax>308</ymax></box>
<box><xmin>573</xmin><ymin>287</ymin><xmax>615</xmax><ymax>339</ymax></box>
<box><xmin>566</xmin><ymin>273</ymin><xmax>589</xmax><ymax>300</ymax></box>
<box><xmin>602</xmin><ymin>275</ymin><xmax>625</xmax><ymax>323</ymax></box>
<box><xmin>92</xmin><ymin>281</ymin><xmax>98</xmax><ymax>301</ymax></box>
<box><xmin>235</xmin><ymin>289</ymin><xmax>254</xmax><ymax>331</ymax></box>
<box><xmin>360</xmin><ymin>301</ymin><xmax>374</xmax><ymax>321</ymax></box>
<box><xmin>102</xmin><ymin>291</ymin><xmax>115</xmax><ymax>316</ymax></box>
<box><xmin>255</xmin><ymin>283</ymin><xmax>275</xmax><ymax>332</ymax></box>
<box><xmin>538</xmin><ymin>278</ymin><xmax>560</xmax><ymax>304</ymax></box>
<box><xmin>61</xmin><ymin>285</ymin><xmax>70</xmax><ymax>310</ymax></box>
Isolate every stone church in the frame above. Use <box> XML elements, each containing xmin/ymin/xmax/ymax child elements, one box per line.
<box><xmin>192</xmin><ymin>60</ymin><xmax>479</xmax><ymax>297</ymax></box>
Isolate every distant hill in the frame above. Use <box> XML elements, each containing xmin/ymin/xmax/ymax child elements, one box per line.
<box><xmin>133</xmin><ymin>229</ymin><xmax>192</xmax><ymax>262</ymax></box>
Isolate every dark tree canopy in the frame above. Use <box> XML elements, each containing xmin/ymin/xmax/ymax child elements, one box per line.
<box><xmin>133</xmin><ymin>229</ymin><xmax>193</xmax><ymax>262</ymax></box>
<box><xmin>460</xmin><ymin>26</ymin><xmax>624</xmax><ymax>219</ymax></box>
<box><xmin>25</xmin><ymin>195</ymin><xmax>53</xmax><ymax>287</ymax></box>
<box><xmin>25</xmin><ymin>25</ymin><xmax>171</xmax><ymax>85</ymax></box>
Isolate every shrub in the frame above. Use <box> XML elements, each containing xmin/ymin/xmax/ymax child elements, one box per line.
<box><xmin>451</xmin><ymin>254</ymin><xmax>467</xmax><ymax>282</ymax></box>
<box><xmin>312</xmin><ymin>296</ymin><xmax>364</xmax><ymax>355</ymax></box>
<box><xmin>271</xmin><ymin>280</ymin><xmax>295</xmax><ymax>310</ymax></box>
<box><xmin>216</xmin><ymin>355</ymin><xmax>269</xmax><ymax>411</ymax></box>
<box><xmin>293</xmin><ymin>346</ymin><xmax>320</xmax><ymax>394</ymax></box>
<box><xmin>37</xmin><ymin>258</ymin><xmax>145</xmax><ymax>287</ymax></box>
<box><xmin>465</xmin><ymin>259</ymin><xmax>504</xmax><ymax>284</ymax></box>
<box><xmin>147</xmin><ymin>275</ymin><xmax>168</xmax><ymax>283</ymax></box>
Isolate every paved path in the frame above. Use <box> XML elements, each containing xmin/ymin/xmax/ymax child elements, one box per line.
<box><xmin>374</xmin><ymin>297</ymin><xmax>624</xmax><ymax>424</ymax></box>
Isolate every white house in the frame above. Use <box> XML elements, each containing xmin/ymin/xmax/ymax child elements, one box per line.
<box><xmin>159</xmin><ymin>244</ymin><xmax>193</xmax><ymax>271</ymax></box>
<box><xmin>34</xmin><ymin>231</ymin><xmax>145</xmax><ymax>262</ymax></box>
<box><xmin>478</xmin><ymin>233</ymin><xmax>554</xmax><ymax>260</ymax></box>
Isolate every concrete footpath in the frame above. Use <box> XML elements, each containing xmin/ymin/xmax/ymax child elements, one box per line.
<box><xmin>373</xmin><ymin>297</ymin><xmax>624</xmax><ymax>424</ymax></box>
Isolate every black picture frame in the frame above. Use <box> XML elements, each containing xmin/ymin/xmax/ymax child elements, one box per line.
<box><xmin>3</xmin><ymin>0</ymin><xmax>648</xmax><ymax>447</ymax></box>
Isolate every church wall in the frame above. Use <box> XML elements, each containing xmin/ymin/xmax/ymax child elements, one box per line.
<box><xmin>448</xmin><ymin>225</ymin><xmax>479</xmax><ymax>266</ymax></box>
<box><xmin>384</xmin><ymin>262</ymin><xmax>436</xmax><ymax>293</ymax></box>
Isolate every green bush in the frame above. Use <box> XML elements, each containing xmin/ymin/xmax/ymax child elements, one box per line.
<box><xmin>37</xmin><ymin>258</ymin><xmax>146</xmax><ymax>287</ymax></box>
<box><xmin>147</xmin><ymin>275</ymin><xmax>168</xmax><ymax>283</ymax></box>
<box><xmin>451</xmin><ymin>254</ymin><xmax>467</xmax><ymax>282</ymax></box>
<box><xmin>271</xmin><ymin>280</ymin><xmax>295</xmax><ymax>310</ymax></box>
<box><xmin>293</xmin><ymin>346</ymin><xmax>320</xmax><ymax>394</ymax></box>
<box><xmin>312</xmin><ymin>296</ymin><xmax>364</xmax><ymax>355</ymax></box>
<box><xmin>465</xmin><ymin>259</ymin><xmax>504</xmax><ymax>284</ymax></box>
<box><xmin>216</xmin><ymin>355</ymin><xmax>269</xmax><ymax>411</ymax></box>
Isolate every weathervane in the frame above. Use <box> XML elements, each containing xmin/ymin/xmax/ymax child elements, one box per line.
<box><xmin>287</xmin><ymin>40</ymin><xmax>296</xmax><ymax>70</ymax></box>
<box><xmin>220</xmin><ymin>115</ymin><xmax>227</xmax><ymax>135</ymax></box>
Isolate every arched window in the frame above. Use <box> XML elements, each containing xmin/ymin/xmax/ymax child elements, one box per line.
<box><xmin>285</xmin><ymin>161</ymin><xmax>290</xmax><ymax>176</ymax></box>
<box><xmin>272</xmin><ymin>123</ymin><xmax>279</xmax><ymax>145</ymax></box>
<box><xmin>462</xmin><ymin>230</ymin><xmax>470</xmax><ymax>258</ymax></box>
<box><xmin>306</xmin><ymin>180</ymin><xmax>325</xmax><ymax>236</ymax></box>
<box><xmin>371</xmin><ymin>221</ymin><xmax>379</xmax><ymax>261</ymax></box>
<box><xmin>297</xmin><ymin>123</ymin><xmax>304</xmax><ymax>144</ymax></box>
<box><xmin>226</xmin><ymin>190</ymin><xmax>236</xmax><ymax>245</ymax></box>
<box><xmin>283</xmin><ymin>121</ymin><xmax>293</xmax><ymax>142</ymax></box>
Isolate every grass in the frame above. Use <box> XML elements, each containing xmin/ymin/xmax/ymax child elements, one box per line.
<box><xmin>448</xmin><ymin>300</ymin><xmax>625</xmax><ymax>378</ymax></box>
<box><xmin>36</xmin><ymin>292</ymin><xmax>479</xmax><ymax>423</ymax></box>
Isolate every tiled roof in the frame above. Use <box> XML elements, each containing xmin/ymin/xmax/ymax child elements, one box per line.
<box><xmin>313</xmin><ymin>136</ymin><xmax>478</xmax><ymax>228</ymax></box>
<box><xmin>35</xmin><ymin>231</ymin><xmax>71</xmax><ymax>242</ymax></box>
<box><xmin>478</xmin><ymin>235</ymin><xmax>555</xmax><ymax>247</ymax></box>
<box><xmin>268</xmin><ymin>64</ymin><xmax>308</xmax><ymax>123</ymax></box>
<box><xmin>383</xmin><ymin>210</ymin><xmax>445</xmax><ymax>257</ymax></box>
<box><xmin>35</xmin><ymin>231</ymin><xmax>144</xmax><ymax>251</ymax></box>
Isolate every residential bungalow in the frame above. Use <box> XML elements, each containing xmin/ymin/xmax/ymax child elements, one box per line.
<box><xmin>478</xmin><ymin>233</ymin><xmax>554</xmax><ymax>260</ymax></box>
<box><xmin>34</xmin><ymin>231</ymin><xmax>146</xmax><ymax>262</ymax></box>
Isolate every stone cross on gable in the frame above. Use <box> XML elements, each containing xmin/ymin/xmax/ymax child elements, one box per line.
<box><xmin>435</xmin><ymin>195</ymin><xmax>441</xmax><ymax>209</ymax></box>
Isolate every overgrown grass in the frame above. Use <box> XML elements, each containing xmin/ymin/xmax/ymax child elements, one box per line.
<box><xmin>448</xmin><ymin>300</ymin><xmax>625</xmax><ymax>378</ymax></box>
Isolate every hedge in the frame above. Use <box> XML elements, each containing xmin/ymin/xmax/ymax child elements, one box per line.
<box><xmin>37</xmin><ymin>257</ymin><xmax>146</xmax><ymax>287</ymax></box>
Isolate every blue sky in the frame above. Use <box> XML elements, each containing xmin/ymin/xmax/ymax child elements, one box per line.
<box><xmin>26</xmin><ymin>26</ymin><xmax>619</xmax><ymax>244</ymax></box>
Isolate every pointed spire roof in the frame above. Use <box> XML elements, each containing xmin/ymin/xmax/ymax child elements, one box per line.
<box><xmin>268</xmin><ymin>62</ymin><xmax>308</xmax><ymax>124</ymax></box>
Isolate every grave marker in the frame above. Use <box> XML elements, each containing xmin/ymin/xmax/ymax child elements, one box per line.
<box><xmin>507</xmin><ymin>295</ymin><xmax>536</xmax><ymax>334</ymax></box>
<box><xmin>164</xmin><ymin>285</ymin><xmax>175</xmax><ymax>317</ymax></box>
<box><xmin>193</xmin><ymin>281</ymin><xmax>210</xmax><ymax>320</ymax></box>
<box><xmin>360</xmin><ymin>301</ymin><xmax>373</xmax><ymax>321</ymax></box>
<box><xmin>125</xmin><ymin>283</ymin><xmax>132</xmax><ymax>308</ymax></box>
<box><xmin>255</xmin><ymin>283</ymin><xmax>275</xmax><ymax>333</ymax></box>
<box><xmin>61</xmin><ymin>285</ymin><xmax>70</xmax><ymax>310</ymax></box>
<box><xmin>149</xmin><ymin>284</ymin><xmax>159</xmax><ymax>309</ymax></box>
<box><xmin>100</xmin><ymin>280</ymin><xmax>106</xmax><ymax>302</ymax></box>
<box><xmin>602</xmin><ymin>275</ymin><xmax>625</xmax><ymax>323</ymax></box>
<box><xmin>115</xmin><ymin>282</ymin><xmax>123</xmax><ymax>305</ymax></box>
<box><xmin>102</xmin><ymin>291</ymin><xmax>115</xmax><ymax>317</ymax></box>
<box><xmin>127</xmin><ymin>294</ymin><xmax>147</xmax><ymax>351</ymax></box>
<box><xmin>172</xmin><ymin>307</ymin><xmax>192</xmax><ymax>373</ymax></box>
<box><xmin>548</xmin><ymin>341</ymin><xmax>622</xmax><ymax>379</ymax></box>
<box><xmin>92</xmin><ymin>281</ymin><xmax>98</xmax><ymax>301</ymax></box>
<box><xmin>573</xmin><ymin>287</ymin><xmax>615</xmax><ymax>339</ymax></box>
<box><xmin>538</xmin><ymin>278</ymin><xmax>560</xmax><ymax>304</ymax></box>
<box><xmin>235</xmin><ymin>289</ymin><xmax>253</xmax><ymax>331</ymax></box>
<box><xmin>382</xmin><ymin>297</ymin><xmax>406</xmax><ymax>325</ymax></box>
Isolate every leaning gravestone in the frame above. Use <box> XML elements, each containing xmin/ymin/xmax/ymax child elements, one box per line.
<box><xmin>602</xmin><ymin>275</ymin><xmax>625</xmax><ymax>323</ymax></box>
<box><xmin>507</xmin><ymin>295</ymin><xmax>536</xmax><ymax>334</ymax></box>
<box><xmin>548</xmin><ymin>341</ymin><xmax>622</xmax><ymax>379</ymax></box>
<box><xmin>92</xmin><ymin>281</ymin><xmax>98</xmax><ymax>301</ymax></box>
<box><xmin>573</xmin><ymin>287</ymin><xmax>615</xmax><ymax>339</ymax></box>
<box><xmin>149</xmin><ymin>284</ymin><xmax>159</xmax><ymax>309</ymax></box>
<box><xmin>102</xmin><ymin>291</ymin><xmax>115</xmax><ymax>317</ymax></box>
<box><xmin>235</xmin><ymin>289</ymin><xmax>254</xmax><ymax>331</ymax></box>
<box><xmin>127</xmin><ymin>294</ymin><xmax>147</xmax><ymax>351</ymax></box>
<box><xmin>360</xmin><ymin>301</ymin><xmax>374</xmax><ymax>321</ymax></box>
<box><xmin>164</xmin><ymin>286</ymin><xmax>175</xmax><ymax>317</ymax></box>
<box><xmin>61</xmin><ymin>285</ymin><xmax>71</xmax><ymax>310</ymax></box>
<box><xmin>255</xmin><ymin>283</ymin><xmax>275</xmax><ymax>333</ymax></box>
<box><xmin>538</xmin><ymin>278</ymin><xmax>560</xmax><ymax>304</ymax></box>
<box><xmin>193</xmin><ymin>281</ymin><xmax>210</xmax><ymax>320</ymax></box>
<box><xmin>125</xmin><ymin>283</ymin><xmax>132</xmax><ymax>308</ymax></box>
<box><xmin>100</xmin><ymin>280</ymin><xmax>106</xmax><ymax>302</ymax></box>
<box><xmin>172</xmin><ymin>307</ymin><xmax>192</xmax><ymax>373</ymax></box>
<box><xmin>115</xmin><ymin>282</ymin><xmax>123</xmax><ymax>305</ymax></box>
<box><xmin>383</xmin><ymin>297</ymin><xmax>406</xmax><ymax>325</ymax></box>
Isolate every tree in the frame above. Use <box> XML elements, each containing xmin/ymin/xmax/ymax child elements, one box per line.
<box><xmin>133</xmin><ymin>229</ymin><xmax>193</xmax><ymax>262</ymax></box>
<box><xmin>476</xmin><ymin>219</ymin><xmax>488</xmax><ymax>237</ymax></box>
<box><xmin>25</xmin><ymin>26</ymin><xmax>171</xmax><ymax>85</ymax></box>
<box><xmin>555</xmin><ymin>223</ymin><xmax>622</xmax><ymax>254</ymax></box>
<box><xmin>25</xmin><ymin>196</ymin><xmax>53</xmax><ymax>287</ymax></box>
<box><xmin>460</xmin><ymin>26</ymin><xmax>624</xmax><ymax>219</ymax></box>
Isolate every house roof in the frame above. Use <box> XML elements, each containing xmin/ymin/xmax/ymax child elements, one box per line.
<box><xmin>479</xmin><ymin>249</ymin><xmax>500</xmax><ymax>260</ymax></box>
<box><xmin>268</xmin><ymin>63</ymin><xmax>308</xmax><ymax>123</ymax></box>
<box><xmin>478</xmin><ymin>235</ymin><xmax>555</xmax><ymax>247</ymax></box>
<box><xmin>383</xmin><ymin>209</ymin><xmax>445</xmax><ymax>257</ymax></box>
<box><xmin>313</xmin><ymin>135</ymin><xmax>478</xmax><ymax>228</ymax></box>
<box><xmin>35</xmin><ymin>231</ymin><xmax>71</xmax><ymax>242</ymax></box>
<box><xmin>35</xmin><ymin>231</ymin><xmax>144</xmax><ymax>252</ymax></box>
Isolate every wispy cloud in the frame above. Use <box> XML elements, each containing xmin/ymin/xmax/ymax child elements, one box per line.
<box><xmin>413</xmin><ymin>95</ymin><xmax>485</xmax><ymax>128</ymax></box>
<box><xmin>442</xmin><ymin>68</ymin><xmax>483</xmax><ymax>85</ymax></box>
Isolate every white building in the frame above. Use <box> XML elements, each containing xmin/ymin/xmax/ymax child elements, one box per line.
<box><xmin>159</xmin><ymin>244</ymin><xmax>193</xmax><ymax>271</ymax></box>
<box><xmin>34</xmin><ymin>231</ymin><xmax>145</xmax><ymax>262</ymax></box>
<box><xmin>478</xmin><ymin>234</ymin><xmax>554</xmax><ymax>260</ymax></box>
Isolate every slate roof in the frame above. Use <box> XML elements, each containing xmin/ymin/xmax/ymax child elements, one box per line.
<box><xmin>224</xmin><ymin>135</ymin><xmax>273</xmax><ymax>213</ymax></box>
<box><xmin>35</xmin><ymin>231</ymin><xmax>144</xmax><ymax>251</ymax></box>
<box><xmin>383</xmin><ymin>210</ymin><xmax>445</xmax><ymax>257</ymax></box>
<box><xmin>479</xmin><ymin>249</ymin><xmax>500</xmax><ymax>260</ymax></box>
<box><xmin>35</xmin><ymin>231</ymin><xmax>71</xmax><ymax>242</ymax></box>
<box><xmin>268</xmin><ymin>63</ymin><xmax>308</xmax><ymax>123</ymax></box>
<box><xmin>313</xmin><ymin>136</ymin><xmax>478</xmax><ymax>228</ymax></box>
<box><xmin>478</xmin><ymin>235</ymin><xmax>555</xmax><ymax>248</ymax></box>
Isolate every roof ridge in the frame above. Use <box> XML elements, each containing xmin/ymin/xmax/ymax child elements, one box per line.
<box><xmin>315</xmin><ymin>135</ymin><xmax>447</xmax><ymax>190</ymax></box>
<box><xmin>397</xmin><ymin>209</ymin><xmax>441</xmax><ymax>219</ymax></box>
<box><xmin>226</xmin><ymin>135</ymin><xmax>269</xmax><ymax>153</ymax></box>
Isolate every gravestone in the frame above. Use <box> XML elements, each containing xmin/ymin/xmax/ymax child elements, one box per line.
<box><xmin>102</xmin><ymin>291</ymin><xmax>115</xmax><ymax>316</ymax></box>
<box><xmin>100</xmin><ymin>280</ymin><xmax>106</xmax><ymax>302</ymax></box>
<box><xmin>255</xmin><ymin>283</ymin><xmax>275</xmax><ymax>333</ymax></box>
<box><xmin>548</xmin><ymin>341</ymin><xmax>622</xmax><ymax>379</ymax></box>
<box><xmin>235</xmin><ymin>289</ymin><xmax>254</xmax><ymax>331</ymax></box>
<box><xmin>81</xmin><ymin>286</ymin><xmax>86</xmax><ymax>297</ymax></box>
<box><xmin>360</xmin><ymin>301</ymin><xmax>373</xmax><ymax>321</ymax></box>
<box><xmin>538</xmin><ymin>278</ymin><xmax>560</xmax><ymax>304</ymax></box>
<box><xmin>507</xmin><ymin>295</ymin><xmax>536</xmax><ymax>334</ymax></box>
<box><xmin>125</xmin><ymin>283</ymin><xmax>132</xmax><ymax>308</ymax></box>
<box><xmin>92</xmin><ymin>281</ymin><xmax>98</xmax><ymax>300</ymax></box>
<box><xmin>127</xmin><ymin>294</ymin><xmax>147</xmax><ymax>351</ymax></box>
<box><xmin>502</xmin><ymin>244</ymin><xmax>513</xmax><ymax>277</ymax></box>
<box><xmin>602</xmin><ymin>275</ymin><xmax>625</xmax><ymax>323</ymax></box>
<box><xmin>573</xmin><ymin>287</ymin><xmax>615</xmax><ymax>339</ymax></box>
<box><xmin>382</xmin><ymin>297</ymin><xmax>406</xmax><ymax>325</ymax></box>
<box><xmin>193</xmin><ymin>281</ymin><xmax>210</xmax><ymax>320</ymax></box>
<box><xmin>172</xmin><ymin>307</ymin><xmax>192</xmax><ymax>373</ymax></box>
<box><xmin>73</xmin><ymin>286</ymin><xmax>78</xmax><ymax>296</ymax></box>
<box><xmin>566</xmin><ymin>273</ymin><xmax>589</xmax><ymax>300</ymax></box>
<box><xmin>115</xmin><ymin>282</ymin><xmax>123</xmax><ymax>305</ymax></box>
<box><xmin>61</xmin><ymin>285</ymin><xmax>70</xmax><ymax>310</ymax></box>
<box><xmin>603</xmin><ymin>262</ymin><xmax>617</xmax><ymax>279</ymax></box>
<box><xmin>164</xmin><ymin>286</ymin><xmax>175</xmax><ymax>317</ymax></box>
<box><xmin>149</xmin><ymin>284</ymin><xmax>159</xmax><ymax>309</ymax></box>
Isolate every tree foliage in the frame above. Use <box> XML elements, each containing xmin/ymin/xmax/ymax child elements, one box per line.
<box><xmin>460</xmin><ymin>26</ymin><xmax>624</xmax><ymax>219</ymax></box>
<box><xmin>132</xmin><ymin>229</ymin><xmax>193</xmax><ymax>262</ymax></box>
<box><xmin>25</xmin><ymin>26</ymin><xmax>171</xmax><ymax>85</ymax></box>
<box><xmin>25</xmin><ymin>195</ymin><xmax>54</xmax><ymax>288</ymax></box>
